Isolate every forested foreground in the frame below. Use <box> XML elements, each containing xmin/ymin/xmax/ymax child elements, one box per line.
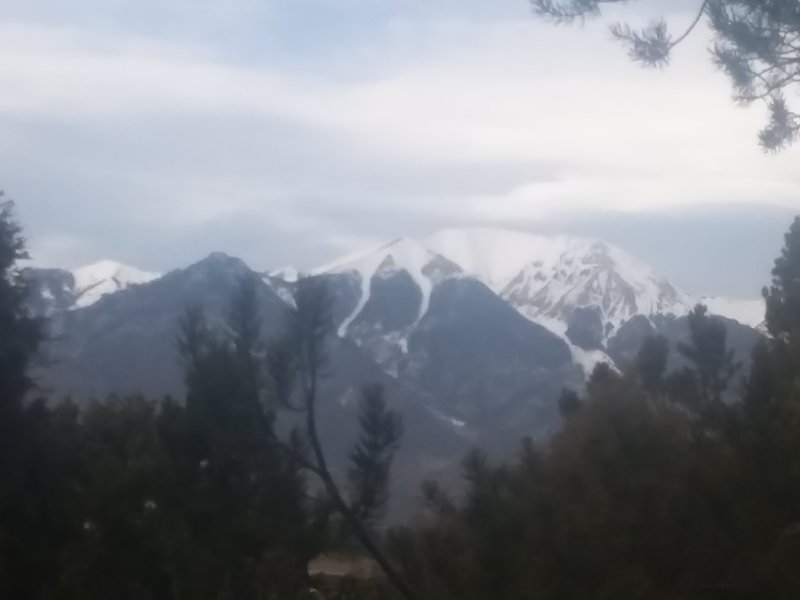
<box><xmin>4</xmin><ymin>194</ymin><xmax>800</xmax><ymax>600</ymax></box>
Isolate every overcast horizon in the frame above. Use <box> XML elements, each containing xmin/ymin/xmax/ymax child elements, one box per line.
<box><xmin>3</xmin><ymin>0</ymin><xmax>800</xmax><ymax>298</ymax></box>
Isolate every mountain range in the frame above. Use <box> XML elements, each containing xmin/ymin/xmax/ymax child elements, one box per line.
<box><xmin>24</xmin><ymin>228</ymin><xmax>765</xmax><ymax>504</ymax></box>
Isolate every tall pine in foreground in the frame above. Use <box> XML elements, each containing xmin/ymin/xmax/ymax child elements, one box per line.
<box><xmin>764</xmin><ymin>216</ymin><xmax>800</xmax><ymax>346</ymax></box>
<box><xmin>170</xmin><ymin>277</ymin><xmax>315</xmax><ymax>599</ymax></box>
<box><xmin>348</xmin><ymin>385</ymin><xmax>403</xmax><ymax>528</ymax></box>
<box><xmin>0</xmin><ymin>194</ymin><xmax>43</xmax><ymax>437</ymax></box>
<box><xmin>677</xmin><ymin>304</ymin><xmax>740</xmax><ymax>411</ymax></box>
<box><xmin>0</xmin><ymin>195</ymin><xmax>76</xmax><ymax>600</ymax></box>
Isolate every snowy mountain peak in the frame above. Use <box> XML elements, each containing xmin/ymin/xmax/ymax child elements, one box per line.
<box><xmin>426</xmin><ymin>227</ymin><xmax>693</xmax><ymax>341</ymax></box>
<box><xmin>71</xmin><ymin>260</ymin><xmax>160</xmax><ymax>308</ymax></box>
<box><xmin>425</xmin><ymin>228</ymin><xmax>639</xmax><ymax>291</ymax></box>
<box><xmin>315</xmin><ymin>237</ymin><xmax>461</xmax><ymax>336</ymax></box>
<box><xmin>501</xmin><ymin>236</ymin><xmax>692</xmax><ymax>337</ymax></box>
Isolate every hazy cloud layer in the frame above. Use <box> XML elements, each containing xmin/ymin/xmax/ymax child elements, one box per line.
<box><xmin>1</xmin><ymin>0</ymin><xmax>798</xmax><ymax>297</ymax></box>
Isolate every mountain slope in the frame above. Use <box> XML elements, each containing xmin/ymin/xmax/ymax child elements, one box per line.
<box><xmin>308</xmin><ymin>239</ymin><xmax>577</xmax><ymax>440</ymax></box>
<box><xmin>314</xmin><ymin>237</ymin><xmax>462</xmax><ymax>336</ymax></box>
<box><xmin>36</xmin><ymin>253</ymin><xmax>468</xmax><ymax>518</ymax></box>
<box><xmin>40</xmin><ymin>253</ymin><xmax>282</xmax><ymax>398</ymax></box>
<box><xmin>24</xmin><ymin>260</ymin><xmax>160</xmax><ymax>314</ymax></box>
<box><xmin>71</xmin><ymin>260</ymin><xmax>161</xmax><ymax>308</ymax></box>
<box><xmin>403</xmin><ymin>277</ymin><xmax>575</xmax><ymax>446</ymax></box>
<box><xmin>30</xmin><ymin>241</ymin><xmax>765</xmax><ymax>504</ymax></box>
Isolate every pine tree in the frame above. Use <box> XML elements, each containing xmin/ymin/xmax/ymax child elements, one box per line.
<box><xmin>586</xmin><ymin>361</ymin><xmax>620</xmax><ymax>397</ymax></box>
<box><xmin>0</xmin><ymin>195</ymin><xmax>43</xmax><ymax>431</ymax></box>
<box><xmin>0</xmin><ymin>195</ymin><xmax>54</xmax><ymax>600</ymax></box>
<box><xmin>56</xmin><ymin>396</ymin><xmax>176</xmax><ymax>600</ymax></box>
<box><xmin>557</xmin><ymin>387</ymin><xmax>582</xmax><ymax>417</ymax></box>
<box><xmin>170</xmin><ymin>277</ymin><xmax>314</xmax><ymax>599</ymax></box>
<box><xmin>634</xmin><ymin>335</ymin><xmax>670</xmax><ymax>394</ymax></box>
<box><xmin>678</xmin><ymin>304</ymin><xmax>740</xmax><ymax>409</ymax></box>
<box><xmin>348</xmin><ymin>385</ymin><xmax>403</xmax><ymax>527</ymax></box>
<box><xmin>764</xmin><ymin>216</ymin><xmax>800</xmax><ymax>343</ymax></box>
<box><xmin>741</xmin><ymin>218</ymin><xmax>800</xmax><ymax>418</ymax></box>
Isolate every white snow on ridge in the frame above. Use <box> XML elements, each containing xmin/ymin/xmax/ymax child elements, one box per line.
<box><xmin>504</xmin><ymin>237</ymin><xmax>694</xmax><ymax>333</ymax></box>
<box><xmin>315</xmin><ymin>237</ymin><xmax>450</xmax><ymax>337</ymax></box>
<box><xmin>429</xmin><ymin>228</ymin><xmax>693</xmax><ymax>336</ymax></box>
<box><xmin>71</xmin><ymin>260</ymin><xmax>160</xmax><ymax>308</ymax></box>
<box><xmin>534</xmin><ymin>316</ymin><xmax>616</xmax><ymax>377</ymax></box>
<box><xmin>320</xmin><ymin>229</ymin><xmax>762</xmax><ymax>334</ymax></box>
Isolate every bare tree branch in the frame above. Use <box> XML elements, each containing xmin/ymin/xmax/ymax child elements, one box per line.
<box><xmin>274</xmin><ymin>276</ymin><xmax>421</xmax><ymax>600</ymax></box>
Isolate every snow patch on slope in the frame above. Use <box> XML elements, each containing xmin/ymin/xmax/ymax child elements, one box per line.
<box><xmin>315</xmin><ymin>238</ymin><xmax>450</xmax><ymax>337</ymax></box>
<box><xmin>71</xmin><ymin>260</ymin><xmax>160</xmax><ymax>308</ymax></box>
<box><xmin>535</xmin><ymin>316</ymin><xmax>616</xmax><ymax>377</ymax></box>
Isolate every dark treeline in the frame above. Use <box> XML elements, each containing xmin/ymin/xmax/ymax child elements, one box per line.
<box><xmin>4</xmin><ymin>190</ymin><xmax>800</xmax><ymax>600</ymax></box>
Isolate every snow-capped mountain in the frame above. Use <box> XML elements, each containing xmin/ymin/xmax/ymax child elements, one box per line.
<box><xmin>71</xmin><ymin>260</ymin><xmax>160</xmax><ymax>308</ymax></box>
<box><xmin>426</xmin><ymin>227</ymin><xmax>769</xmax><ymax>337</ymax></box>
<box><xmin>311</xmin><ymin>236</ymin><xmax>575</xmax><ymax>435</ymax></box>
<box><xmin>427</xmin><ymin>228</ymin><xmax>692</xmax><ymax>339</ymax></box>
<box><xmin>27</xmin><ymin>229</ymin><xmax>765</xmax><ymax>407</ymax></box>
<box><xmin>28</xmin><ymin>239</ymin><xmax>765</xmax><ymax>469</ymax></box>
<box><xmin>314</xmin><ymin>237</ymin><xmax>462</xmax><ymax>337</ymax></box>
<box><xmin>311</xmin><ymin>228</ymin><xmax>763</xmax><ymax>378</ymax></box>
<box><xmin>24</xmin><ymin>260</ymin><xmax>160</xmax><ymax>315</ymax></box>
<box><xmin>502</xmin><ymin>238</ymin><xmax>692</xmax><ymax>337</ymax></box>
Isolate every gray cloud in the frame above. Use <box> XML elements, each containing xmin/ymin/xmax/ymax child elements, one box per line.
<box><xmin>2</xmin><ymin>0</ymin><xmax>799</xmax><ymax>299</ymax></box>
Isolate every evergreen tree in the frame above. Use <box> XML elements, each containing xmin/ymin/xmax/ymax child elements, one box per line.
<box><xmin>557</xmin><ymin>387</ymin><xmax>582</xmax><ymax>418</ymax></box>
<box><xmin>633</xmin><ymin>334</ymin><xmax>670</xmax><ymax>394</ymax></box>
<box><xmin>0</xmin><ymin>195</ymin><xmax>44</xmax><ymax>431</ymax></box>
<box><xmin>733</xmin><ymin>218</ymin><xmax>800</xmax><ymax>594</ymax></box>
<box><xmin>743</xmin><ymin>339</ymin><xmax>780</xmax><ymax>416</ymax></box>
<box><xmin>1</xmin><ymin>399</ymin><xmax>85</xmax><ymax>600</ymax></box>
<box><xmin>348</xmin><ymin>385</ymin><xmax>403</xmax><ymax>527</ymax></box>
<box><xmin>586</xmin><ymin>361</ymin><xmax>620</xmax><ymax>397</ymax></box>
<box><xmin>678</xmin><ymin>304</ymin><xmax>740</xmax><ymax>409</ymax></box>
<box><xmin>169</xmin><ymin>277</ymin><xmax>314</xmax><ymax>599</ymax></box>
<box><xmin>0</xmin><ymin>195</ymin><xmax>59</xmax><ymax>600</ymax></box>
<box><xmin>764</xmin><ymin>216</ymin><xmax>800</xmax><ymax>343</ymax></box>
<box><xmin>55</xmin><ymin>396</ymin><xmax>176</xmax><ymax>600</ymax></box>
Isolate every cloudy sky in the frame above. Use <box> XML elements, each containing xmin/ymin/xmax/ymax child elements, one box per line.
<box><xmin>2</xmin><ymin>0</ymin><xmax>798</xmax><ymax>298</ymax></box>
